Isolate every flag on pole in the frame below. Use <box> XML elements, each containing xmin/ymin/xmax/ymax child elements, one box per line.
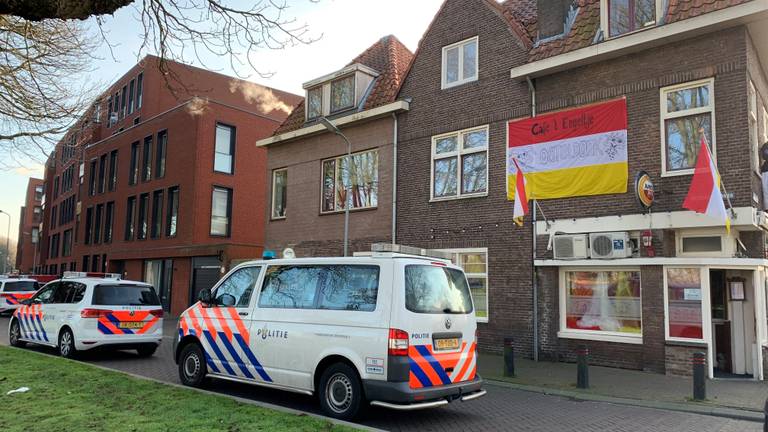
<box><xmin>682</xmin><ymin>135</ymin><xmax>730</xmax><ymax>233</ymax></box>
<box><xmin>512</xmin><ymin>158</ymin><xmax>529</xmax><ymax>226</ymax></box>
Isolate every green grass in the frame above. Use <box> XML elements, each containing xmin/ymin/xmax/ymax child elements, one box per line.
<box><xmin>0</xmin><ymin>346</ymin><xmax>357</xmax><ymax>432</ymax></box>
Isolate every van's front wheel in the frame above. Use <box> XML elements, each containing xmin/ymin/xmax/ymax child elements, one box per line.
<box><xmin>319</xmin><ymin>363</ymin><xmax>364</xmax><ymax>420</ymax></box>
<box><xmin>178</xmin><ymin>343</ymin><xmax>207</xmax><ymax>387</ymax></box>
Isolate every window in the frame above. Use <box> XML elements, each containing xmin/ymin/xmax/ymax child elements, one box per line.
<box><xmin>120</xmin><ymin>84</ymin><xmax>128</xmax><ymax>118</ymax></box>
<box><xmin>104</xmin><ymin>201</ymin><xmax>114</xmax><ymax>243</ymax></box>
<box><xmin>431</xmin><ymin>125</ymin><xmax>488</xmax><ymax>199</ymax></box>
<box><xmin>214</xmin><ymin>266</ymin><xmax>262</xmax><ymax>307</ymax></box>
<box><xmin>441</xmin><ymin>37</ymin><xmax>478</xmax><ymax>89</ymax></box>
<box><xmin>151</xmin><ymin>190</ymin><xmax>163</xmax><ymax>239</ymax></box>
<box><xmin>317</xmin><ymin>265</ymin><xmax>379</xmax><ymax>311</ymax></box>
<box><xmin>34</xmin><ymin>185</ymin><xmax>43</xmax><ymax>201</ymax></box>
<box><xmin>210</xmin><ymin>187</ymin><xmax>232</xmax><ymax>236</ymax></box>
<box><xmin>307</xmin><ymin>87</ymin><xmax>322</xmax><ymax>120</ymax></box>
<box><xmin>321</xmin><ymin>149</ymin><xmax>378</xmax><ymax>212</ymax></box>
<box><xmin>62</xmin><ymin>229</ymin><xmax>72</xmax><ymax>257</ymax></box>
<box><xmin>84</xmin><ymin>206</ymin><xmax>93</xmax><ymax>245</ymax></box>
<box><xmin>31</xmin><ymin>228</ymin><xmax>39</xmax><ymax>244</ymax></box>
<box><xmin>53</xmin><ymin>177</ymin><xmax>59</xmax><ymax>199</ymax></box>
<box><xmin>330</xmin><ymin>75</ymin><xmax>355</xmax><ymax>112</ymax></box>
<box><xmin>89</xmin><ymin>159</ymin><xmax>97</xmax><ymax>196</ymax></box>
<box><xmin>272</xmin><ymin>169</ymin><xmax>287</xmax><ymax>219</ymax></box>
<box><xmin>763</xmin><ymin>107</ymin><xmax>768</xmax><ymax>145</ymax></box>
<box><xmin>442</xmin><ymin>249</ymin><xmax>488</xmax><ymax>322</ymax></box>
<box><xmin>82</xmin><ymin>256</ymin><xmax>89</xmax><ymax>272</ymax></box>
<box><xmin>94</xmin><ymin>204</ymin><xmax>103</xmax><ymax>244</ymax></box>
<box><xmin>136</xmin><ymin>73</ymin><xmax>143</xmax><ymax>109</ymax></box>
<box><xmin>129</xmin><ymin>141</ymin><xmax>139</xmax><ymax>185</ymax></box>
<box><xmin>33</xmin><ymin>206</ymin><xmax>42</xmax><ymax>224</ymax></box>
<box><xmin>214</xmin><ymin>123</ymin><xmax>235</xmax><ymax>174</ymax></box>
<box><xmin>50</xmin><ymin>233</ymin><xmax>60</xmax><ymax>258</ymax></box>
<box><xmin>128</xmin><ymin>79</ymin><xmax>135</xmax><ymax>114</ymax></box>
<box><xmin>749</xmin><ymin>81</ymin><xmax>759</xmax><ymax>172</ymax></box>
<box><xmin>259</xmin><ymin>265</ymin><xmax>322</xmax><ymax>309</ymax></box>
<box><xmin>32</xmin><ymin>283</ymin><xmax>57</xmax><ymax>304</ymax></box>
<box><xmin>166</xmin><ymin>186</ymin><xmax>179</xmax><ymax>237</ymax></box>
<box><xmin>665</xmin><ymin>267</ymin><xmax>704</xmax><ymax>340</ymax></box>
<box><xmin>113</xmin><ymin>91</ymin><xmax>120</xmax><ymax>123</ymax></box>
<box><xmin>681</xmin><ymin>236</ymin><xmax>721</xmax><ymax>253</ymax></box>
<box><xmin>142</xmin><ymin>136</ymin><xmax>152</xmax><ymax>181</ymax></box>
<box><xmin>98</xmin><ymin>154</ymin><xmax>107</xmax><ymax>194</ymax></box>
<box><xmin>404</xmin><ymin>265</ymin><xmax>474</xmax><ymax>314</ymax></box>
<box><xmin>125</xmin><ymin>196</ymin><xmax>136</xmax><ymax>241</ymax></box>
<box><xmin>91</xmin><ymin>255</ymin><xmax>100</xmax><ymax>273</ymax></box>
<box><xmin>54</xmin><ymin>282</ymin><xmax>86</xmax><ymax>304</ymax></box>
<box><xmin>156</xmin><ymin>130</ymin><xmax>167</xmax><ymax>178</ymax></box>
<box><xmin>137</xmin><ymin>193</ymin><xmax>149</xmax><ymax>240</ymax></box>
<box><xmin>608</xmin><ymin>0</ymin><xmax>656</xmax><ymax>37</ymax></box>
<box><xmin>108</xmin><ymin>150</ymin><xmax>118</xmax><ymax>191</ymax></box>
<box><xmin>93</xmin><ymin>284</ymin><xmax>160</xmax><ymax>306</ymax></box>
<box><xmin>661</xmin><ymin>79</ymin><xmax>715</xmax><ymax>175</ymax></box>
<box><xmin>106</xmin><ymin>97</ymin><xmax>112</xmax><ymax>127</ymax></box>
<box><xmin>2</xmin><ymin>281</ymin><xmax>39</xmax><ymax>292</ymax></box>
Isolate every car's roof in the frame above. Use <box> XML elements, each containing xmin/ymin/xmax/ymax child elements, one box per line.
<box><xmin>0</xmin><ymin>278</ymin><xmax>38</xmax><ymax>283</ymax></box>
<box><xmin>53</xmin><ymin>277</ymin><xmax>150</xmax><ymax>285</ymax></box>
<box><xmin>235</xmin><ymin>253</ymin><xmax>456</xmax><ymax>268</ymax></box>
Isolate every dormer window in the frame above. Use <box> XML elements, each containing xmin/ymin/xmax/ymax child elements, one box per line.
<box><xmin>330</xmin><ymin>75</ymin><xmax>355</xmax><ymax>113</ymax></box>
<box><xmin>603</xmin><ymin>0</ymin><xmax>661</xmax><ymax>38</ymax></box>
<box><xmin>307</xmin><ymin>87</ymin><xmax>322</xmax><ymax>120</ymax></box>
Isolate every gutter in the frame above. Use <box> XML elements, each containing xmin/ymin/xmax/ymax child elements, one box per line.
<box><xmin>526</xmin><ymin>76</ymin><xmax>538</xmax><ymax>363</ymax></box>
<box><xmin>391</xmin><ymin>113</ymin><xmax>398</xmax><ymax>244</ymax></box>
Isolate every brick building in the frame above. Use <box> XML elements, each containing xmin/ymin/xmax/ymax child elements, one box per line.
<box><xmin>37</xmin><ymin>56</ymin><xmax>299</xmax><ymax>315</ymax></box>
<box><xmin>14</xmin><ymin>178</ymin><xmax>44</xmax><ymax>273</ymax></box>
<box><xmin>395</xmin><ymin>0</ymin><xmax>768</xmax><ymax>379</ymax></box>
<box><xmin>258</xmin><ymin>36</ymin><xmax>413</xmax><ymax>257</ymax></box>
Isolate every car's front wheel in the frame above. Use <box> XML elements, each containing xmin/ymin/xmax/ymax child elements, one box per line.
<box><xmin>9</xmin><ymin>319</ymin><xmax>26</xmax><ymax>348</ymax></box>
<box><xmin>178</xmin><ymin>343</ymin><xmax>207</xmax><ymax>387</ymax></box>
<box><xmin>318</xmin><ymin>363</ymin><xmax>364</xmax><ymax>420</ymax></box>
<box><xmin>58</xmin><ymin>328</ymin><xmax>77</xmax><ymax>359</ymax></box>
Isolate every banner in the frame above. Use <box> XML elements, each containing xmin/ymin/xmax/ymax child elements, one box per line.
<box><xmin>507</xmin><ymin>98</ymin><xmax>628</xmax><ymax>200</ymax></box>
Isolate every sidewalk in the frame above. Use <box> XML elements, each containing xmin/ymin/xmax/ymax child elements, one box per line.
<box><xmin>479</xmin><ymin>353</ymin><xmax>768</xmax><ymax>420</ymax></box>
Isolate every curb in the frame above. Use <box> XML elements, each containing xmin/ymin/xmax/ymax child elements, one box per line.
<box><xmin>484</xmin><ymin>377</ymin><xmax>764</xmax><ymax>423</ymax></box>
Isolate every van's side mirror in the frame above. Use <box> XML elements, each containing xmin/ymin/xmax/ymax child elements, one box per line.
<box><xmin>20</xmin><ymin>299</ymin><xmax>32</xmax><ymax>306</ymax></box>
<box><xmin>198</xmin><ymin>289</ymin><xmax>213</xmax><ymax>305</ymax></box>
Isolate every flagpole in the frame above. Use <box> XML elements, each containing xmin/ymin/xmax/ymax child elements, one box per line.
<box><xmin>700</xmin><ymin>130</ymin><xmax>735</xmax><ymax>217</ymax></box>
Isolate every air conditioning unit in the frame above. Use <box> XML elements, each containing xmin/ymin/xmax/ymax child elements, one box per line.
<box><xmin>553</xmin><ymin>234</ymin><xmax>589</xmax><ymax>260</ymax></box>
<box><xmin>589</xmin><ymin>232</ymin><xmax>633</xmax><ymax>259</ymax></box>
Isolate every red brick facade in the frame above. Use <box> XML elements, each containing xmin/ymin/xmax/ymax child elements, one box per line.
<box><xmin>14</xmin><ymin>178</ymin><xmax>44</xmax><ymax>273</ymax></box>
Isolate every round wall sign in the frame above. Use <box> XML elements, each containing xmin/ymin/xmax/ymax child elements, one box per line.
<box><xmin>635</xmin><ymin>171</ymin><xmax>655</xmax><ymax>209</ymax></box>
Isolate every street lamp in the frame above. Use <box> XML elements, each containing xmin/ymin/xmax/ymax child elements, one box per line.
<box><xmin>0</xmin><ymin>210</ymin><xmax>10</xmax><ymax>274</ymax></box>
<box><xmin>319</xmin><ymin>117</ymin><xmax>352</xmax><ymax>257</ymax></box>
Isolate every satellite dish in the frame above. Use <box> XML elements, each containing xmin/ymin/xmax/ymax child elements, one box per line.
<box><xmin>282</xmin><ymin>248</ymin><xmax>296</xmax><ymax>259</ymax></box>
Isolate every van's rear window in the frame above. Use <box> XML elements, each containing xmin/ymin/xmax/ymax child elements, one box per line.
<box><xmin>404</xmin><ymin>265</ymin><xmax>473</xmax><ymax>314</ymax></box>
<box><xmin>2</xmin><ymin>281</ymin><xmax>39</xmax><ymax>292</ymax></box>
<box><xmin>92</xmin><ymin>284</ymin><xmax>160</xmax><ymax>306</ymax></box>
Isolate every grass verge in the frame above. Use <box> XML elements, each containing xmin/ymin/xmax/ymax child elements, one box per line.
<box><xmin>0</xmin><ymin>345</ymin><xmax>356</xmax><ymax>431</ymax></box>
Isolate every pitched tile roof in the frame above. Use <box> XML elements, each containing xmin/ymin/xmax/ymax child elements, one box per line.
<box><xmin>666</xmin><ymin>0</ymin><xmax>750</xmax><ymax>23</ymax></box>
<box><xmin>273</xmin><ymin>35</ymin><xmax>414</xmax><ymax>136</ymax></box>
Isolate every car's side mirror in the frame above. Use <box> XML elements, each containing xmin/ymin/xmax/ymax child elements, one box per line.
<box><xmin>20</xmin><ymin>299</ymin><xmax>32</xmax><ymax>306</ymax></box>
<box><xmin>198</xmin><ymin>288</ymin><xmax>213</xmax><ymax>305</ymax></box>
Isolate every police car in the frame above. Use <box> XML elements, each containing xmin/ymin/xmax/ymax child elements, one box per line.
<box><xmin>8</xmin><ymin>272</ymin><xmax>164</xmax><ymax>358</ymax></box>
<box><xmin>174</xmin><ymin>244</ymin><xmax>485</xmax><ymax>420</ymax></box>
<box><xmin>0</xmin><ymin>277</ymin><xmax>40</xmax><ymax>315</ymax></box>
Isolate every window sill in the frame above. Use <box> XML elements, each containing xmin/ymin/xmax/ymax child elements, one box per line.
<box><xmin>558</xmin><ymin>330</ymin><xmax>643</xmax><ymax>345</ymax></box>
<box><xmin>661</xmin><ymin>169</ymin><xmax>694</xmax><ymax>178</ymax></box>
<box><xmin>665</xmin><ymin>338</ymin><xmax>707</xmax><ymax>347</ymax></box>
<box><xmin>319</xmin><ymin>206</ymin><xmax>378</xmax><ymax>216</ymax></box>
<box><xmin>430</xmin><ymin>192</ymin><xmax>488</xmax><ymax>203</ymax></box>
<box><xmin>604</xmin><ymin>23</ymin><xmax>657</xmax><ymax>41</ymax></box>
<box><xmin>441</xmin><ymin>77</ymin><xmax>478</xmax><ymax>90</ymax></box>
<box><xmin>270</xmin><ymin>216</ymin><xmax>286</xmax><ymax>221</ymax></box>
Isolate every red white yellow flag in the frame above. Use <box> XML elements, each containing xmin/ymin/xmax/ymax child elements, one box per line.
<box><xmin>682</xmin><ymin>135</ymin><xmax>730</xmax><ymax>233</ymax></box>
<box><xmin>512</xmin><ymin>158</ymin><xmax>529</xmax><ymax>226</ymax></box>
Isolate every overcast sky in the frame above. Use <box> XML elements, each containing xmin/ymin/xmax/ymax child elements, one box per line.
<box><xmin>0</xmin><ymin>0</ymin><xmax>443</xmax><ymax>246</ymax></box>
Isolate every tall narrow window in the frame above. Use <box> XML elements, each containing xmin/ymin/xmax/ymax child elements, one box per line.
<box><xmin>104</xmin><ymin>201</ymin><xmax>114</xmax><ymax>244</ymax></box>
<box><xmin>142</xmin><ymin>136</ymin><xmax>152</xmax><ymax>181</ymax></box>
<box><xmin>609</xmin><ymin>0</ymin><xmax>656</xmax><ymax>37</ymax></box>
<box><xmin>156</xmin><ymin>130</ymin><xmax>167</xmax><ymax>178</ymax></box>
<box><xmin>307</xmin><ymin>87</ymin><xmax>322</xmax><ymax>120</ymax></box>
<box><xmin>112</xmin><ymin>91</ymin><xmax>120</xmax><ymax>124</ymax></box>
<box><xmin>128</xmin><ymin>79</ymin><xmax>136</xmax><ymax>114</ymax></box>
<box><xmin>93</xmin><ymin>204</ymin><xmax>103</xmax><ymax>244</ymax></box>
<box><xmin>120</xmin><ymin>84</ymin><xmax>128</xmax><ymax>118</ymax></box>
<box><xmin>106</xmin><ymin>97</ymin><xmax>112</xmax><ymax>127</ymax></box>
<box><xmin>89</xmin><ymin>159</ymin><xmax>97</xmax><ymax>196</ymax></box>
<box><xmin>665</xmin><ymin>267</ymin><xmax>704</xmax><ymax>340</ymax></box>
<box><xmin>166</xmin><ymin>186</ymin><xmax>179</xmax><ymax>237</ymax></box>
<box><xmin>84</xmin><ymin>207</ymin><xmax>93</xmax><ymax>245</ymax></box>
<box><xmin>35</xmin><ymin>184</ymin><xmax>43</xmax><ymax>201</ymax></box>
<box><xmin>749</xmin><ymin>81</ymin><xmax>759</xmax><ymax>172</ymax></box>
<box><xmin>98</xmin><ymin>154</ymin><xmax>107</xmax><ymax>194</ymax></box>
<box><xmin>136</xmin><ymin>73</ymin><xmax>144</xmax><ymax>109</ymax></box>
<box><xmin>210</xmin><ymin>187</ymin><xmax>232</xmax><ymax>237</ymax></box>
<box><xmin>151</xmin><ymin>190</ymin><xmax>163</xmax><ymax>239</ymax></box>
<box><xmin>272</xmin><ymin>169</ymin><xmax>287</xmax><ymax>219</ymax></box>
<box><xmin>321</xmin><ymin>150</ymin><xmax>379</xmax><ymax>212</ymax></box>
<box><xmin>129</xmin><ymin>141</ymin><xmax>139</xmax><ymax>185</ymax></box>
<box><xmin>33</xmin><ymin>206</ymin><xmax>42</xmax><ymax>224</ymax></box>
<box><xmin>125</xmin><ymin>196</ymin><xmax>136</xmax><ymax>241</ymax></box>
<box><xmin>138</xmin><ymin>193</ymin><xmax>149</xmax><ymax>240</ymax></box>
<box><xmin>661</xmin><ymin>79</ymin><xmax>715</xmax><ymax>175</ymax></box>
<box><xmin>50</xmin><ymin>205</ymin><xmax>57</xmax><ymax>229</ymax></box>
<box><xmin>108</xmin><ymin>150</ymin><xmax>118</xmax><ymax>191</ymax></box>
<box><xmin>214</xmin><ymin>124</ymin><xmax>235</xmax><ymax>174</ymax></box>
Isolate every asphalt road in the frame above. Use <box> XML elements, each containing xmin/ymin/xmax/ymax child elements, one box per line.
<box><xmin>0</xmin><ymin>316</ymin><xmax>761</xmax><ymax>432</ymax></box>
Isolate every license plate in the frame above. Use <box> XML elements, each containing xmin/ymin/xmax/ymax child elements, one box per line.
<box><xmin>118</xmin><ymin>322</ymin><xmax>144</xmax><ymax>329</ymax></box>
<box><xmin>435</xmin><ymin>338</ymin><xmax>459</xmax><ymax>350</ymax></box>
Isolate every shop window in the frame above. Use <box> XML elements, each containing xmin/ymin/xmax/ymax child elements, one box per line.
<box><xmin>561</xmin><ymin>269</ymin><xmax>642</xmax><ymax>342</ymax></box>
<box><xmin>665</xmin><ymin>267</ymin><xmax>704</xmax><ymax>340</ymax></box>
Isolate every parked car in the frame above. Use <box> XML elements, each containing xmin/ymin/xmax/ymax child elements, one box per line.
<box><xmin>8</xmin><ymin>272</ymin><xmax>164</xmax><ymax>358</ymax></box>
<box><xmin>0</xmin><ymin>277</ymin><xmax>40</xmax><ymax>315</ymax></box>
<box><xmin>174</xmin><ymin>245</ymin><xmax>485</xmax><ymax>420</ymax></box>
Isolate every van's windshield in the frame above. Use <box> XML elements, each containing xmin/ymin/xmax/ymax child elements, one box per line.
<box><xmin>404</xmin><ymin>265</ymin><xmax>473</xmax><ymax>314</ymax></box>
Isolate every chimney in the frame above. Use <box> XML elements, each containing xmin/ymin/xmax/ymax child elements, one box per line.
<box><xmin>537</xmin><ymin>0</ymin><xmax>572</xmax><ymax>40</ymax></box>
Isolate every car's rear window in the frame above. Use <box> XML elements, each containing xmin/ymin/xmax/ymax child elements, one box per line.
<box><xmin>92</xmin><ymin>284</ymin><xmax>160</xmax><ymax>306</ymax></box>
<box><xmin>404</xmin><ymin>265</ymin><xmax>473</xmax><ymax>314</ymax></box>
<box><xmin>2</xmin><ymin>281</ymin><xmax>39</xmax><ymax>292</ymax></box>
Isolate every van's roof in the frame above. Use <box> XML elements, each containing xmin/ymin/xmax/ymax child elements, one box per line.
<box><xmin>238</xmin><ymin>253</ymin><xmax>455</xmax><ymax>267</ymax></box>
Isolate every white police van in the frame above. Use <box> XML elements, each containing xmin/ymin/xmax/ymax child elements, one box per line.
<box><xmin>0</xmin><ymin>277</ymin><xmax>40</xmax><ymax>314</ymax></box>
<box><xmin>8</xmin><ymin>272</ymin><xmax>164</xmax><ymax>358</ymax></box>
<box><xmin>174</xmin><ymin>244</ymin><xmax>485</xmax><ymax>420</ymax></box>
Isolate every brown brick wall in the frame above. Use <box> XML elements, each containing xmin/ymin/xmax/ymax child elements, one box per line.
<box><xmin>665</xmin><ymin>343</ymin><xmax>708</xmax><ymax>377</ymax></box>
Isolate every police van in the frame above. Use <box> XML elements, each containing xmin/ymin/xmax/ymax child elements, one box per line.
<box><xmin>174</xmin><ymin>244</ymin><xmax>485</xmax><ymax>420</ymax></box>
<box><xmin>8</xmin><ymin>272</ymin><xmax>164</xmax><ymax>358</ymax></box>
<box><xmin>0</xmin><ymin>277</ymin><xmax>40</xmax><ymax>314</ymax></box>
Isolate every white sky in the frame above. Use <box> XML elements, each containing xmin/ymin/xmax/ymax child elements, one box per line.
<box><xmin>0</xmin><ymin>0</ymin><xmax>443</xmax><ymax>245</ymax></box>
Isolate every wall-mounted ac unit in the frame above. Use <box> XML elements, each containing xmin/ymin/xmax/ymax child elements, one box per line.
<box><xmin>553</xmin><ymin>234</ymin><xmax>588</xmax><ymax>260</ymax></box>
<box><xmin>589</xmin><ymin>232</ymin><xmax>633</xmax><ymax>259</ymax></box>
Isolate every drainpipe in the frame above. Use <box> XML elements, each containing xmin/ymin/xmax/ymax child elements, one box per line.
<box><xmin>391</xmin><ymin>113</ymin><xmax>398</xmax><ymax>245</ymax></box>
<box><xmin>526</xmin><ymin>76</ymin><xmax>539</xmax><ymax>362</ymax></box>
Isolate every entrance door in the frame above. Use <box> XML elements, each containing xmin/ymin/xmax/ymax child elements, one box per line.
<box><xmin>144</xmin><ymin>259</ymin><xmax>173</xmax><ymax>311</ymax></box>
<box><xmin>710</xmin><ymin>270</ymin><xmax>732</xmax><ymax>374</ymax></box>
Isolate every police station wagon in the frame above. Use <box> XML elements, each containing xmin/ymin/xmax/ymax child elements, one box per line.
<box><xmin>174</xmin><ymin>245</ymin><xmax>485</xmax><ymax>420</ymax></box>
<box><xmin>8</xmin><ymin>272</ymin><xmax>164</xmax><ymax>358</ymax></box>
<box><xmin>0</xmin><ymin>277</ymin><xmax>40</xmax><ymax>314</ymax></box>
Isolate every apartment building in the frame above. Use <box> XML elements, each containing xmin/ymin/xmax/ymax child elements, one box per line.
<box><xmin>14</xmin><ymin>178</ymin><xmax>44</xmax><ymax>273</ymax></box>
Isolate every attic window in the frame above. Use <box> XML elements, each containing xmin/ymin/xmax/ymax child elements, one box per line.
<box><xmin>441</xmin><ymin>37</ymin><xmax>478</xmax><ymax>90</ymax></box>
<box><xmin>330</xmin><ymin>75</ymin><xmax>355</xmax><ymax>113</ymax></box>
<box><xmin>307</xmin><ymin>87</ymin><xmax>322</xmax><ymax>120</ymax></box>
<box><xmin>608</xmin><ymin>0</ymin><xmax>657</xmax><ymax>37</ymax></box>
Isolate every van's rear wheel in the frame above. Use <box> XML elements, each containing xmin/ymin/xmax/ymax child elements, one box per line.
<box><xmin>319</xmin><ymin>363</ymin><xmax>364</xmax><ymax>420</ymax></box>
<box><xmin>178</xmin><ymin>343</ymin><xmax>207</xmax><ymax>387</ymax></box>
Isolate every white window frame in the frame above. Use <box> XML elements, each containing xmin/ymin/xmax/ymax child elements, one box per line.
<box><xmin>675</xmin><ymin>228</ymin><xmax>735</xmax><ymax>257</ymax></box>
<box><xmin>329</xmin><ymin>74</ymin><xmax>356</xmax><ymax>113</ymax></box>
<box><xmin>305</xmin><ymin>86</ymin><xmax>323</xmax><ymax>121</ymax></box>
<box><xmin>558</xmin><ymin>267</ymin><xmax>643</xmax><ymax>345</ymax></box>
<box><xmin>663</xmin><ymin>266</ymin><xmax>710</xmax><ymax>344</ymax></box>
<box><xmin>749</xmin><ymin>81</ymin><xmax>760</xmax><ymax>173</ymax></box>
<box><xmin>441</xmin><ymin>36</ymin><xmax>479</xmax><ymax>90</ymax></box>
<box><xmin>430</xmin><ymin>125</ymin><xmax>489</xmax><ymax>201</ymax></box>
<box><xmin>660</xmin><ymin>78</ymin><xmax>716</xmax><ymax>177</ymax></box>
<box><xmin>600</xmin><ymin>0</ymin><xmax>664</xmax><ymax>39</ymax></box>
<box><xmin>319</xmin><ymin>149</ymin><xmax>379</xmax><ymax>214</ymax></box>
<box><xmin>439</xmin><ymin>248</ymin><xmax>489</xmax><ymax>323</ymax></box>
<box><xmin>762</xmin><ymin>106</ymin><xmax>768</xmax><ymax>144</ymax></box>
<box><xmin>271</xmin><ymin>168</ymin><xmax>287</xmax><ymax>220</ymax></box>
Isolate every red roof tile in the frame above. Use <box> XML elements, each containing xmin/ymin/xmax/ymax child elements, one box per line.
<box><xmin>273</xmin><ymin>35</ymin><xmax>414</xmax><ymax>136</ymax></box>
